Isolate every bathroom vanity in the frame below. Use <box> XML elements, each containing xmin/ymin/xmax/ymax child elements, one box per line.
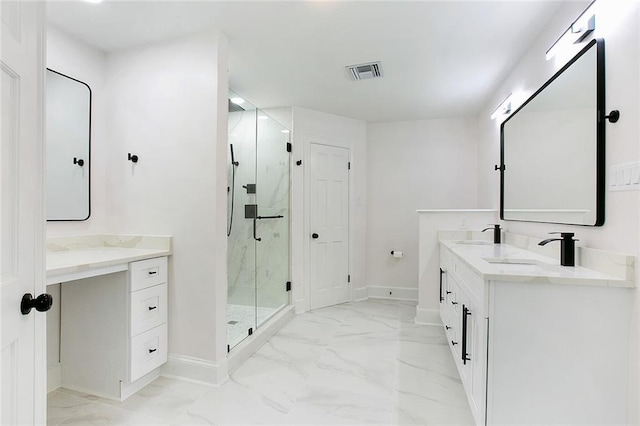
<box><xmin>46</xmin><ymin>235</ymin><xmax>172</xmax><ymax>401</ymax></box>
<box><xmin>438</xmin><ymin>234</ymin><xmax>634</xmax><ymax>425</ymax></box>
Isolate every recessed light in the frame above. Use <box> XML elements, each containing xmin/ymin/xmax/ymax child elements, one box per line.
<box><xmin>230</xmin><ymin>97</ymin><xmax>245</xmax><ymax>105</ymax></box>
<box><xmin>85</xmin><ymin>0</ymin><xmax>104</xmax><ymax>4</ymax></box>
<box><xmin>281</xmin><ymin>130</ymin><xmax>290</xmax><ymax>134</ymax></box>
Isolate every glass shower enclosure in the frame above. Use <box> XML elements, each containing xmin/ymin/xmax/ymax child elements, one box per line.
<box><xmin>226</xmin><ymin>91</ymin><xmax>291</xmax><ymax>350</ymax></box>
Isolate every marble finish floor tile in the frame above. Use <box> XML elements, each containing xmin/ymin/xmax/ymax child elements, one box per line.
<box><xmin>50</xmin><ymin>300</ymin><xmax>473</xmax><ymax>425</ymax></box>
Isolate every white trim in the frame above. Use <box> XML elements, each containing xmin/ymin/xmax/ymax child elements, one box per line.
<box><xmin>367</xmin><ymin>285</ymin><xmax>418</xmax><ymax>302</ymax></box>
<box><xmin>415</xmin><ymin>305</ymin><xmax>442</xmax><ymax>325</ymax></box>
<box><xmin>294</xmin><ymin>298</ymin><xmax>306</xmax><ymax>314</ymax></box>
<box><xmin>161</xmin><ymin>354</ymin><xmax>228</xmax><ymax>387</ymax></box>
<box><xmin>227</xmin><ymin>306</ymin><xmax>295</xmax><ymax>374</ymax></box>
<box><xmin>47</xmin><ymin>363</ymin><xmax>62</xmax><ymax>393</ymax></box>
<box><xmin>353</xmin><ymin>286</ymin><xmax>368</xmax><ymax>302</ymax></box>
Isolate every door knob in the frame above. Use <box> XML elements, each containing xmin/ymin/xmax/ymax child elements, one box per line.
<box><xmin>21</xmin><ymin>293</ymin><xmax>53</xmax><ymax>315</ymax></box>
<box><xmin>312</xmin><ymin>233</ymin><xmax>319</xmax><ymax>239</ymax></box>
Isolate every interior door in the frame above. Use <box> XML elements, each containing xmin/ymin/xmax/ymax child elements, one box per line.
<box><xmin>309</xmin><ymin>143</ymin><xmax>349</xmax><ymax>310</ymax></box>
<box><xmin>1</xmin><ymin>2</ymin><xmax>47</xmax><ymax>424</ymax></box>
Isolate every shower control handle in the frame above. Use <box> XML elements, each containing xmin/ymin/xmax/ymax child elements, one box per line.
<box><xmin>312</xmin><ymin>233</ymin><xmax>319</xmax><ymax>239</ymax></box>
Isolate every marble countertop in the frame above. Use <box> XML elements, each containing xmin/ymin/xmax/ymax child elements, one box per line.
<box><xmin>46</xmin><ymin>234</ymin><xmax>172</xmax><ymax>280</ymax></box>
<box><xmin>440</xmin><ymin>239</ymin><xmax>634</xmax><ymax>288</ymax></box>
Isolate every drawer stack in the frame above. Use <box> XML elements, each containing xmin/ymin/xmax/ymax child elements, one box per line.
<box><xmin>128</xmin><ymin>257</ymin><xmax>168</xmax><ymax>382</ymax></box>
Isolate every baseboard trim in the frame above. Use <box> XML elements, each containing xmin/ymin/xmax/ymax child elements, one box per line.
<box><xmin>353</xmin><ymin>286</ymin><xmax>368</xmax><ymax>302</ymax></box>
<box><xmin>48</xmin><ymin>363</ymin><xmax>61</xmax><ymax>393</ymax></box>
<box><xmin>415</xmin><ymin>305</ymin><xmax>442</xmax><ymax>325</ymax></box>
<box><xmin>367</xmin><ymin>285</ymin><xmax>418</xmax><ymax>302</ymax></box>
<box><xmin>161</xmin><ymin>354</ymin><xmax>227</xmax><ymax>387</ymax></box>
<box><xmin>121</xmin><ymin>369</ymin><xmax>161</xmax><ymax>400</ymax></box>
<box><xmin>294</xmin><ymin>298</ymin><xmax>306</xmax><ymax>314</ymax></box>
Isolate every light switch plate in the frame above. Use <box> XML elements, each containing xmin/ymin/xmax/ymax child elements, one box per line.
<box><xmin>610</xmin><ymin>162</ymin><xmax>640</xmax><ymax>191</ymax></box>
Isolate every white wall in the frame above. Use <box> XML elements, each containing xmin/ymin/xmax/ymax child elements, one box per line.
<box><xmin>291</xmin><ymin>107</ymin><xmax>367</xmax><ymax>310</ymax></box>
<box><xmin>365</xmin><ymin>118</ymin><xmax>479</xmax><ymax>296</ymax></box>
<box><xmin>477</xmin><ymin>2</ymin><xmax>639</xmax><ymax>422</ymax></box>
<box><xmin>104</xmin><ymin>31</ymin><xmax>229</xmax><ymax>370</ymax></box>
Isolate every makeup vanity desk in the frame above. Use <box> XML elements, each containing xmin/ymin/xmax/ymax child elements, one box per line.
<box><xmin>46</xmin><ymin>235</ymin><xmax>172</xmax><ymax>401</ymax></box>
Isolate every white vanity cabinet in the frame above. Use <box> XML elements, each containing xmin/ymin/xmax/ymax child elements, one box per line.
<box><xmin>440</xmin><ymin>246</ymin><xmax>487</xmax><ymax>424</ymax></box>
<box><xmin>60</xmin><ymin>256</ymin><xmax>169</xmax><ymax>400</ymax></box>
<box><xmin>439</xmin><ymin>242</ymin><xmax>632</xmax><ymax>425</ymax></box>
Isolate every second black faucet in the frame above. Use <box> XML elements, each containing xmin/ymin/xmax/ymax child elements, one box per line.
<box><xmin>482</xmin><ymin>224</ymin><xmax>501</xmax><ymax>244</ymax></box>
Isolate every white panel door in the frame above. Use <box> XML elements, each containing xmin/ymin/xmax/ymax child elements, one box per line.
<box><xmin>309</xmin><ymin>143</ymin><xmax>349</xmax><ymax>310</ymax></box>
<box><xmin>1</xmin><ymin>2</ymin><xmax>46</xmax><ymax>424</ymax></box>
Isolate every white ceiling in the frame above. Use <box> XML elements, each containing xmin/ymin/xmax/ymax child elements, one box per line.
<box><xmin>47</xmin><ymin>0</ymin><xmax>567</xmax><ymax>122</ymax></box>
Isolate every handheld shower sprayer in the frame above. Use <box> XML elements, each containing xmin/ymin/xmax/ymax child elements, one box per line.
<box><xmin>230</xmin><ymin>144</ymin><xmax>239</xmax><ymax>167</ymax></box>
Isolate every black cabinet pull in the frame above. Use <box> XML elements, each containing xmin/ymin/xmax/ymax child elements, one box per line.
<box><xmin>446</xmin><ymin>291</ymin><xmax>452</xmax><ymax>295</ymax></box>
<box><xmin>148</xmin><ymin>348</ymin><xmax>157</xmax><ymax>354</ymax></box>
<box><xmin>451</xmin><ymin>340</ymin><xmax>458</xmax><ymax>346</ymax></box>
<box><xmin>451</xmin><ymin>301</ymin><xmax>458</xmax><ymax>305</ymax></box>
<box><xmin>445</xmin><ymin>325</ymin><xmax>452</xmax><ymax>330</ymax></box>
<box><xmin>462</xmin><ymin>305</ymin><xmax>471</xmax><ymax>365</ymax></box>
<box><xmin>21</xmin><ymin>293</ymin><xmax>53</xmax><ymax>315</ymax></box>
<box><xmin>148</xmin><ymin>270</ymin><xmax>157</xmax><ymax>275</ymax></box>
<box><xmin>148</xmin><ymin>306</ymin><xmax>157</xmax><ymax>311</ymax></box>
<box><xmin>312</xmin><ymin>233</ymin><xmax>319</xmax><ymax>239</ymax></box>
<box><xmin>439</xmin><ymin>268</ymin><xmax>445</xmax><ymax>302</ymax></box>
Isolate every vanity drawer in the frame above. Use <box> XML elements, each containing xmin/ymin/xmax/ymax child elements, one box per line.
<box><xmin>130</xmin><ymin>283</ymin><xmax>167</xmax><ymax>337</ymax></box>
<box><xmin>130</xmin><ymin>323</ymin><xmax>168</xmax><ymax>382</ymax></box>
<box><xmin>130</xmin><ymin>257</ymin><xmax>167</xmax><ymax>291</ymax></box>
<box><xmin>453</xmin><ymin>258</ymin><xmax>485</xmax><ymax>313</ymax></box>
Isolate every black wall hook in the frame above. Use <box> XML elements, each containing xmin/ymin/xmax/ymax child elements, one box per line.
<box><xmin>605</xmin><ymin>110</ymin><xmax>620</xmax><ymax>123</ymax></box>
<box><xmin>73</xmin><ymin>157</ymin><xmax>84</xmax><ymax>167</ymax></box>
<box><xmin>128</xmin><ymin>153</ymin><xmax>139</xmax><ymax>163</ymax></box>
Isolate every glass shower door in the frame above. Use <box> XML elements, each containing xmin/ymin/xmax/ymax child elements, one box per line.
<box><xmin>255</xmin><ymin>115</ymin><xmax>290</xmax><ymax>329</ymax></box>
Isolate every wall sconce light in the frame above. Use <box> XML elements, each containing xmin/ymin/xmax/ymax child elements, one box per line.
<box><xmin>490</xmin><ymin>93</ymin><xmax>513</xmax><ymax>120</ymax></box>
<box><xmin>546</xmin><ymin>0</ymin><xmax>596</xmax><ymax>61</ymax></box>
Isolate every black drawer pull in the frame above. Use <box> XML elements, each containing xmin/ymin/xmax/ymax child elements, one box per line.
<box><xmin>148</xmin><ymin>348</ymin><xmax>157</xmax><ymax>354</ymax></box>
<box><xmin>451</xmin><ymin>340</ymin><xmax>458</xmax><ymax>346</ymax></box>
<box><xmin>451</xmin><ymin>301</ymin><xmax>458</xmax><ymax>305</ymax></box>
<box><xmin>148</xmin><ymin>270</ymin><xmax>158</xmax><ymax>275</ymax></box>
<box><xmin>445</xmin><ymin>325</ymin><xmax>452</xmax><ymax>330</ymax></box>
<box><xmin>462</xmin><ymin>305</ymin><xmax>471</xmax><ymax>365</ymax></box>
<box><xmin>446</xmin><ymin>291</ymin><xmax>452</xmax><ymax>295</ymax></box>
<box><xmin>148</xmin><ymin>306</ymin><xmax>157</xmax><ymax>311</ymax></box>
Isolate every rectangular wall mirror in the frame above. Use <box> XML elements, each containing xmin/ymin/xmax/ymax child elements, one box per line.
<box><xmin>500</xmin><ymin>38</ymin><xmax>605</xmax><ymax>226</ymax></box>
<box><xmin>46</xmin><ymin>69</ymin><xmax>91</xmax><ymax>221</ymax></box>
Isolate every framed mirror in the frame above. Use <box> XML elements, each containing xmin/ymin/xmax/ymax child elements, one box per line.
<box><xmin>46</xmin><ymin>69</ymin><xmax>91</xmax><ymax>221</ymax></box>
<box><xmin>500</xmin><ymin>38</ymin><xmax>605</xmax><ymax>226</ymax></box>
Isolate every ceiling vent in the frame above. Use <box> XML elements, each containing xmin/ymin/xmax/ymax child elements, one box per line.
<box><xmin>347</xmin><ymin>61</ymin><xmax>383</xmax><ymax>80</ymax></box>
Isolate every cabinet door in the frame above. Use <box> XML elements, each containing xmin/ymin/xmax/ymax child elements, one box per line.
<box><xmin>460</xmin><ymin>294</ymin><xmax>487</xmax><ymax>425</ymax></box>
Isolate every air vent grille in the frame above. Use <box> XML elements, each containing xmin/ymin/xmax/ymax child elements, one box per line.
<box><xmin>347</xmin><ymin>61</ymin><xmax>383</xmax><ymax>80</ymax></box>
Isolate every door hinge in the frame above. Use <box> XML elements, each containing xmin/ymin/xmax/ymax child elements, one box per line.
<box><xmin>348</xmin><ymin>275</ymin><xmax>351</xmax><ymax>283</ymax></box>
<box><xmin>286</xmin><ymin>281</ymin><xmax>291</xmax><ymax>292</ymax></box>
<box><xmin>348</xmin><ymin>162</ymin><xmax>351</xmax><ymax>170</ymax></box>
<box><xmin>286</xmin><ymin>142</ymin><xmax>292</xmax><ymax>153</ymax></box>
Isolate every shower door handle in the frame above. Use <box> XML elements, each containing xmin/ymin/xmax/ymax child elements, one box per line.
<box><xmin>252</xmin><ymin>219</ymin><xmax>262</xmax><ymax>242</ymax></box>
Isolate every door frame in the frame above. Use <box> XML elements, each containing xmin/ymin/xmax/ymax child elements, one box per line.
<box><xmin>304</xmin><ymin>138</ymin><xmax>351</xmax><ymax>312</ymax></box>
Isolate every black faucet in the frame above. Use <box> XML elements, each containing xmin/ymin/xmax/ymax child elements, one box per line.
<box><xmin>482</xmin><ymin>224</ymin><xmax>501</xmax><ymax>244</ymax></box>
<box><xmin>538</xmin><ymin>232</ymin><xmax>578</xmax><ymax>267</ymax></box>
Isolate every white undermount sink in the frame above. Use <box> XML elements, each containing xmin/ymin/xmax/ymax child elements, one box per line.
<box><xmin>455</xmin><ymin>240</ymin><xmax>493</xmax><ymax>246</ymax></box>
<box><xmin>482</xmin><ymin>258</ymin><xmax>538</xmax><ymax>265</ymax></box>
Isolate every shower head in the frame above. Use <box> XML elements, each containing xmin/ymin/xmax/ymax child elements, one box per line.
<box><xmin>230</xmin><ymin>144</ymin><xmax>239</xmax><ymax>167</ymax></box>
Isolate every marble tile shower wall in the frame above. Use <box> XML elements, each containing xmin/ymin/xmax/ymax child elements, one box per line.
<box><xmin>228</xmin><ymin>110</ymin><xmax>290</xmax><ymax>310</ymax></box>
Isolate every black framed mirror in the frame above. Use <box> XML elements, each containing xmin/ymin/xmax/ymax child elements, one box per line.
<box><xmin>499</xmin><ymin>38</ymin><xmax>605</xmax><ymax>226</ymax></box>
<box><xmin>46</xmin><ymin>68</ymin><xmax>91</xmax><ymax>221</ymax></box>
